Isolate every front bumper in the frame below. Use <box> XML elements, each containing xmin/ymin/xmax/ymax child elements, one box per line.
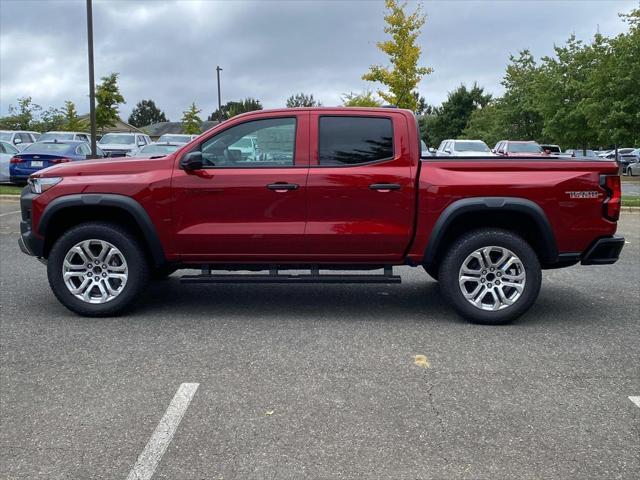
<box><xmin>18</xmin><ymin>187</ymin><xmax>45</xmax><ymax>258</ymax></box>
<box><xmin>581</xmin><ymin>236</ymin><xmax>625</xmax><ymax>265</ymax></box>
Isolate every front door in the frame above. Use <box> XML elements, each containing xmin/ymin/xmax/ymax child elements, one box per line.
<box><xmin>171</xmin><ymin>113</ymin><xmax>310</xmax><ymax>262</ymax></box>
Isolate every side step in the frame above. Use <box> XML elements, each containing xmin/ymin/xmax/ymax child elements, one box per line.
<box><xmin>180</xmin><ymin>266</ymin><xmax>401</xmax><ymax>284</ymax></box>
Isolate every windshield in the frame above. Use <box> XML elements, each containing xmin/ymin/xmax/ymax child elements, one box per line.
<box><xmin>39</xmin><ymin>133</ymin><xmax>75</xmax><ymax>142</ymax></box>
<box><xmin>508</xmin><ymin>143</ymin><xmax>541</xmax><ymax>153</ymax></box>
<box><xmin>158</xmin><ymin>134</ymin><xmax>190</xmax><ymax>143</ymax></box>
<box><xmin>454</xmin><ymin>141</ymin><xmax>490</xmax><ymax>152</ymax></box>
<box><xmin>0</xmin><ymin>132</ymin><xmax>12</xmax><ymax>141</ymax></box>
<box><xmin>135</xmin><ymin>144</ymin><xmax>181</xmax><ymax>156</ymax></box>
<box><xmin>24</xmin><ymin>143</ymin><xmax>71</xmax><ymax>153</ymax></box>
<box><xmin>234</xmin><ymin>137</ymin><xmax>254</xmax><ymax>148</ymax></box>
<box><xmin>99</xmin><ymin>134</ymin><xmax>135</xmax><ymax>145</ymax></box>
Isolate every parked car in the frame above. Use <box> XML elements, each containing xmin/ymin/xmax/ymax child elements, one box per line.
<box><xmin>540</xmin><ymin>144</ymin><xmax>561</xmax><ymax>155</ymax></box>
<box><xmin>436</xmin><ymin>139</ymin><xmax>493</xmax><ymax>156</ymax></box>
<box><xmin>38</xmin><ymin>131</ymin><xmax>91</xmax><ymax>143</ymax></box>
<box><xmin>599</xmin><ymin>148</ymin><xmax>635</xmax><ymax>161</ymax></box>
<box><xmin>18</xmin><ymin>107</ymin><xmax>624</xmax><ymax>325</ymax></box>
<box><xmin>157</xmin><ymin>134</ymin><xmax>198</xmax><ymax>143</ymax></box>
<box><xmin>0</xmin><ymin>130</ymin><xmax>38</xmax><ymax>151</ymax></box>
<box><xmin>130</xmin><ymin>142</ymin><xmax>184</xmax><ymax>158</ymax></box>
<box><xmin>619</xmin><ymin>148</ymin><xmax>639</xmax><ymax>174</ymax></box>
<box><xmin>0</xmin><ymin>140</ymin><xmax>20</xmax><ymax>183</ymax></box>
<box><xmin>494</xmin><ymin>140</ymin><xmax>544</xmax><ymax>156</ymax></box>
<box><xmin>9</xmin><ymin>140</ymin><xmax>103</xmax><ymax>184</ymax></box>
<box><xmin>565</xmin><ymin>149</ymin><xmax>600</xmax><ymax>158</ymax></box>
<box><xmin>98</xmin><ymin>133</ymin><xmax>152</xmax><ymax>157</ymax></box>
<box><xmin>627</xmin><ymin>159</ymin><xmax>640</xmax><ymax>176</ymax></box>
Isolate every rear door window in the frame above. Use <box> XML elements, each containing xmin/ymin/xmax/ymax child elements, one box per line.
<box><xmin>318</xmin><ymin>116</ymin><xmax>393</xmax><ymax>166</ymax></box>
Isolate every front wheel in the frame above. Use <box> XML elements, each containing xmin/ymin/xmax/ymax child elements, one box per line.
<box><xmin>47</xmin><ymin>222</ymin><xmax>150</xmax><ymax>316</ymax></box>
<box><xmin>439</xmin><ymin>229</ymin><xmax>541</xmax><ymax>325</ymax></box>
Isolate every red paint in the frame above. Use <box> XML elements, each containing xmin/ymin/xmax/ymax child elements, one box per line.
<box><xmin>29</xmin><ymin>107</ymin><xmax>620</xmax><ymax>266</ymax></box>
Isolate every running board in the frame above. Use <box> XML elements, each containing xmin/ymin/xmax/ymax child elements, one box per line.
<box><xmin>180</xmin><ymin>266</ymin><xmax>401</xmax><ymax>284</ymax></box>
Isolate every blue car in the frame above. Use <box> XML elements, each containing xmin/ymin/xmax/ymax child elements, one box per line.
<box><xmin>9</xmin><ymin>140</ymin><xmax>104</xmax><ymax>184</ymax></box>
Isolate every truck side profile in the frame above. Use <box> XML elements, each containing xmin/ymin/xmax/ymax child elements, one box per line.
<box><xmin>19</xmin><ymin>107</ymin><xmax>624</xmax><ymax>324</ymax></box>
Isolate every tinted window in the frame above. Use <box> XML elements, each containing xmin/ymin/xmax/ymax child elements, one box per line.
<box><xmin>24</xmin><ymin>143</ymin><xmax>71</xmax><ymax>153</ymax></box>
<box><xmin>319</xmin><ymin>116</ymin><xmax>393</xmax><ymax>166</ymax></box>
<box><xmin>200</xmin><ymin>117</ymin><xmax>295</xmax><ymax>168</ymax></box>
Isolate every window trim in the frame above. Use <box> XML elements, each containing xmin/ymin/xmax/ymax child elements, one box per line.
<box><xmin>193</xmin><ymin>116</ymin><xmax>299</xmax><ymax>170</ymax></box>
<box><xmin>315</xmin><ymin>115</ymin><xmax>396</xmax><ymax>168</ymax></box>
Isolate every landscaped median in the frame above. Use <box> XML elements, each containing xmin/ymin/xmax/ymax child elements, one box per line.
<box><xmin>0</xmin><ymin>185</ymin><xmax>23</xmax><ymax>196</ymax></box>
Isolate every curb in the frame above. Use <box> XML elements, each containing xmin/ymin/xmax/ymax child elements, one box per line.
<box><xmin>0</xmin><ymin>195</ymin><xmax>20</xmax><ymax>201</ymax></box>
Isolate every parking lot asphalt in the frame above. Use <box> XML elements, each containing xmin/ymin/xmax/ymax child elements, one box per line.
<box><xmin>1</xmin><ymin>199</ymin><xmax>638</xmax><ymax>479</ymax></box>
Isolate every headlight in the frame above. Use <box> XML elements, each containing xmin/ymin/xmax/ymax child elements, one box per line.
<box><xmin>28</xmin><ymin>177</ymin><xmax>62</xmax><ymax>194</ymax></box>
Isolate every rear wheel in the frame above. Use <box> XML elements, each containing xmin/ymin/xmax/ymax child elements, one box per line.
<box><xmin>47</xmin><ymin>222</ymin><xmax>149</xmax><ymax>316</ymax></box>
<box><xmin>439</xmin><ymin>229</ymin><xmax>541</xmax><ymax>325</ymax></box>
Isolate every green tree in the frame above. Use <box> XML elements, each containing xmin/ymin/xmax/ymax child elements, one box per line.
<box><xmin>59</xmin><ymin>101</ymin><xmax>88</xmax><ymax>132</ymax></box>
<box><xmin>181</xmin><ymin>102</ymin><xmax>202</xmax><ymax>135</ymax></box>
<box><xmin>0</xmin><ymin>97</ymin><xmax>42</xmax><ymax>130</ymax></box>
<box><xmin>208</xmin><ymin>98</ymin><xmax>262</xmax><ymax>121</ymax></box>
<box><xmin>462</xmin><ymin>101</ymin><xmax>504</xmax><ymax>148</ymax></box>
<box><xmin>286</xmin><ymin>93</ymin><xmax>321</xmax><ymax>107</ymax></box>
<box><xmin>427</xmin><ymin>83</ymin><xmax>492</xmax><ymax>146</ymax></box>
<box><xmin>95</xmin><ymin>73</ymin><xmax>125</xmax><ymax>132</ymax></box>
<box><xmin>37</xmin><ymin>106</ymin><xmax>65</xmax><ymax>132</ymax></box>
<box><xmin>362</xmin><ymin>0</ymin><xmax>432</xmax><ymax>110</ymax></box>
<box><xmin>341</xmin><ymin>91</ymin><xmax>382</xmax><ymax>107</ymax></box>
<box><xmin>128</xmin><ymin>99</ymin><xmax>168</xmax><ymax>128</ymax></box>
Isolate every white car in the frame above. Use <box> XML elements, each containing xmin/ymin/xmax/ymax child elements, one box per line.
<box><xmin>436</xmin><ymin>139</ymin><xmax>494</xmax><ymax>156</ymax></box>
<box><xmin>0</xmin><ymin>140</ymin><xmax>20</xmax><ymax>183</ymax></box>
<box><xmin>157</xmin><ymin>134</ymin><xmax>198</xmax><ymax>143</ymax></box>
<box><xmin>98</xmin><ymin>133</ymin><xmax>152</xmax><ymax>157</ymax></box>
<box><xmin>38</xmin><ymin>131</ymin><xmax>91</xmax><ymax>143</ymax></box>
<box><xmin>0</xmin><ymin>130</ymin><xmax>38</xmax><ymax>151</ymax></box>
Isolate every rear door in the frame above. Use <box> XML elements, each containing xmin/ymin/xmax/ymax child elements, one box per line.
<box><xmin>305</xmin><ymin>111</ymin><xmax>416</xmax><ymax>261</ymax></box>
<box><xmin>171</xmin><ymin>111</ymin><xmax>310</xmax><ymax>261</ymax></box>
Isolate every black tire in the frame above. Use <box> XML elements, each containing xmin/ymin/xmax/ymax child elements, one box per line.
<box><xmin>439</xmin><ymin>228</ymin><xmax>541</xmax><ymax>325</ymax></box>
<box><xmin>47</xmin><ymin>222</ymin><xmax>150</xmax><ymax>316</ymax></box>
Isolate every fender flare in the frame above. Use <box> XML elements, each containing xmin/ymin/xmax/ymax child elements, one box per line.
<box><xmin>423</xmin><ymin>197</ymin><xmax>558</xmax><ymax>265</ymax></box>
<box><xmin>39</xmin><ymin>194</ymin><xmax>166</xmax><ymax>267</ymax></box>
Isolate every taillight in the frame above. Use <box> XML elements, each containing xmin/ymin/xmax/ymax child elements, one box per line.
<box><xmin>9</xmin><ymin>156</ymin><xmax>23</xmax><ymax>164</ymax></box>
<box><xmin>600</xmin><ymin>174</ymin><xmax>621</xmax><ymax>221</ymax></box>
<box><xmin>50</xmin><ymin>158</ymin><xmax>71</xmax><ymax>164</ymax></box>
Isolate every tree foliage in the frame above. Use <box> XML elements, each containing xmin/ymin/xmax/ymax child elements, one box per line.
<box><xmin>208</xmin><ymin>98</ymin><xmax>262</xmax><ymax>121</ymax></box>
<box><xmin>181</xmin><ymin>102</ymin><xmax>202</xmax><ymax>135</ymax></box>
<box><xmin>286</xmin><ymin>93</ymin><xmax>321</xmax><ymax>108</ymax></box>
<box><xmin>128</xmin><ymin>99</ymin><xmax>168</xmax><ymax>127</ymax></box>
<box><xmin>95</xmin><ymin>73</ymin><xmax>125</xmax><ymax>132</ymax></box>
<box><xmin>60</xmin><ymin>101</ymin><xmax>88</xmax><ymax>132</ymax></box>
<box><xmin>362</xmin><ymin>0</ymin><xmax>432</xmax><ymax>110</ymax></box>
<box><xmin>341</xmin><ymin>91</ymin><xmax>382</xmax><ymax>107</ymax></box>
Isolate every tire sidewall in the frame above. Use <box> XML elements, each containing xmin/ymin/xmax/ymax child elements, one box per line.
<box><xmin>47</xmin><ymin>223</ymin><xmax>148</xmax><ymax>316</ymax></box>
<box><xmin>440</xmin><ymin>230</ymin><xmax>542</xmax><ymax>325</ymax></box>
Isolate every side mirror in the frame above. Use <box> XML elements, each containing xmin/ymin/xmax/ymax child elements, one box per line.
<box><xmin>180</xmin><ymin>151</ymin><xmax>203</xmax><ymax>171</ymax></box>
<box><xmin>444</xmin><ymin>148</ymin><xmax>451</xmax><ymax>154</ymax></box>
<box><xmin>138</xmin><ymin>142</ymin><xmax>145</xmax><ymax>147</ymax></box>
<box><xmin>14</xmin><ymin>138</ymin><xmax>22</xmax><ymax>145</ymax></box>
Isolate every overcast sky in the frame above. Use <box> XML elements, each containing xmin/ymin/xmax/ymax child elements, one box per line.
<box><xmin>0</xmin><ymin>0</ymin><xmax>635</xmax><ymax>121</ymax></box>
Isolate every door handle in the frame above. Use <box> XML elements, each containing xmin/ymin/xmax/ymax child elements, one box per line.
<box><xmin>369</xmin><ymin>183</ymin><xmax>401</xmax><ymax>192</ymax></box>
<box><xmin>267</xmin><ymin>182</ymin><xmax>299</xmax><ymax>192</ymax></box>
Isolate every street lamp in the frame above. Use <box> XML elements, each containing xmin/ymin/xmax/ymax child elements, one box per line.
<box><xmin>86</xmin><ymin>0</ymin><xmax>97</xmax><ymax>157</ymax></box>
<box><xmin>216</xmin><ymin>65</ymin><xmax>223</xmax><ymax>122</ymax></box>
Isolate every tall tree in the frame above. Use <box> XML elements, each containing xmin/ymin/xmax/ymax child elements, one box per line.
<box><xmin>208</xmin><ymin>98</ymin><xmax>262</xmax><ymax>121</ymax></box>
<box><xmin>341</xmin><ymin>91</ymin><xmax>382</xmax><ymax>107</ymax></box>
<box><xmin>0</xmin><ymin>97</ymin><xmax>42</xmax><ymax>130</ymax></box>
<box><xmin>37</xmin><ymin>106</ymin><xmax>65</xmax><ymax>132</ymax></box>
<box><xmin>181</xmin><ymin>102</ymin><xmax>202</xmax><ymax>135</ymax></box>
<box><xmin>362</xmin><ymin>0</ymin><xmax>432</xmax><ymax>110</ymax></box>
<box><xmin>95</xmin><ymin>73</ymin><xmax>125</xmax><ymax>132</ymax></box>
<box><xmin>60</xmin><ymin>101</ymin><xmax>88</xmax><ymax>132</ymax></box>
<box><xmin>427</xmin><ymin>83</ymin><xmax>492</xmax><ymax>146</ymax></box>
<box><xmin>286</xmin><ymin>93</ymin><xmax>321</xmax><ymax>108</ymax></box>
<box><xmin>128</xmin><ymin>99</ymin><xmax>168</xmax><ymax>127</ymax></box>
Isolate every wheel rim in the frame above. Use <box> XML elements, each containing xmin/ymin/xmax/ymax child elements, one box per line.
<box><xmin>62</xmin><ymin>239</ymin><xmax>128</xmax><ymax>304</ymax></box>
<box><xmin>458</xmin><ymin>246</ymin><xmax>526</xmax><ymax>311</ymax></box>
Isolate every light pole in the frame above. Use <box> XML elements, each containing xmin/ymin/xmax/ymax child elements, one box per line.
<box><xmin>216</xmin><ymin>65</ymin><xmax>223</xmax><ymax>122</ymax></box>
<box><xmin>86</xmin><ymin>0</ymin><xmax>97</xmax><ymax>157</ymax></box>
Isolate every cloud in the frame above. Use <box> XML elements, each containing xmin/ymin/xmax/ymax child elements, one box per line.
<box><xmin>0</xmin><ymin>0</ymin><xmax>633</xmax><ymax>122</ymax></box>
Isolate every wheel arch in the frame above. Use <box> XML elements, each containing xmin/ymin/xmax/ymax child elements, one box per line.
<box><xmin>39</xmin><ymin>194</ymin><xmax>166</xmax><ymax>267</ymax></box>
<box><xmin>423</xmin><ymin>197</ymin><xmax>558</xmax><ymax>268</ymax></box>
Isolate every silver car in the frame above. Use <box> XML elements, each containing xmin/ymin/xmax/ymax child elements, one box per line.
<box><xmin>0</xmin><ymin>130</ymin><xmax>38</xmax><ymax>151</ymax></box>
<box><xmin>436</xmin><ymin>139</ymin><xmax>494</xmax><ymax>156</ymax></box>
<box><xmin>0</xmin><ymin>140</ymin><xmax>20</xmax><ymax>183</ymax></box>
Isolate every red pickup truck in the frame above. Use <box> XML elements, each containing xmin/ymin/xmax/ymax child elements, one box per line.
<box><xmin>19</xmin><ymin>107</ymin><xmax>624</xmax><ymax>324</ymax></box>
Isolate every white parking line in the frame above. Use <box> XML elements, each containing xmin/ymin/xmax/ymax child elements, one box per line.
<box><xmin>0</xmin><ymin>210</ymin><xmax>20</xmax><ymax>217</ymax></box>
<box><xmin>126</xmin><ymin>383</ymin><xmax>200</xmax><ymax>480</ymax></box>
<box><xmin>629</xmin><ymin>396</ymin><xmax>640</xmax><ymax>408</ymax></box>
